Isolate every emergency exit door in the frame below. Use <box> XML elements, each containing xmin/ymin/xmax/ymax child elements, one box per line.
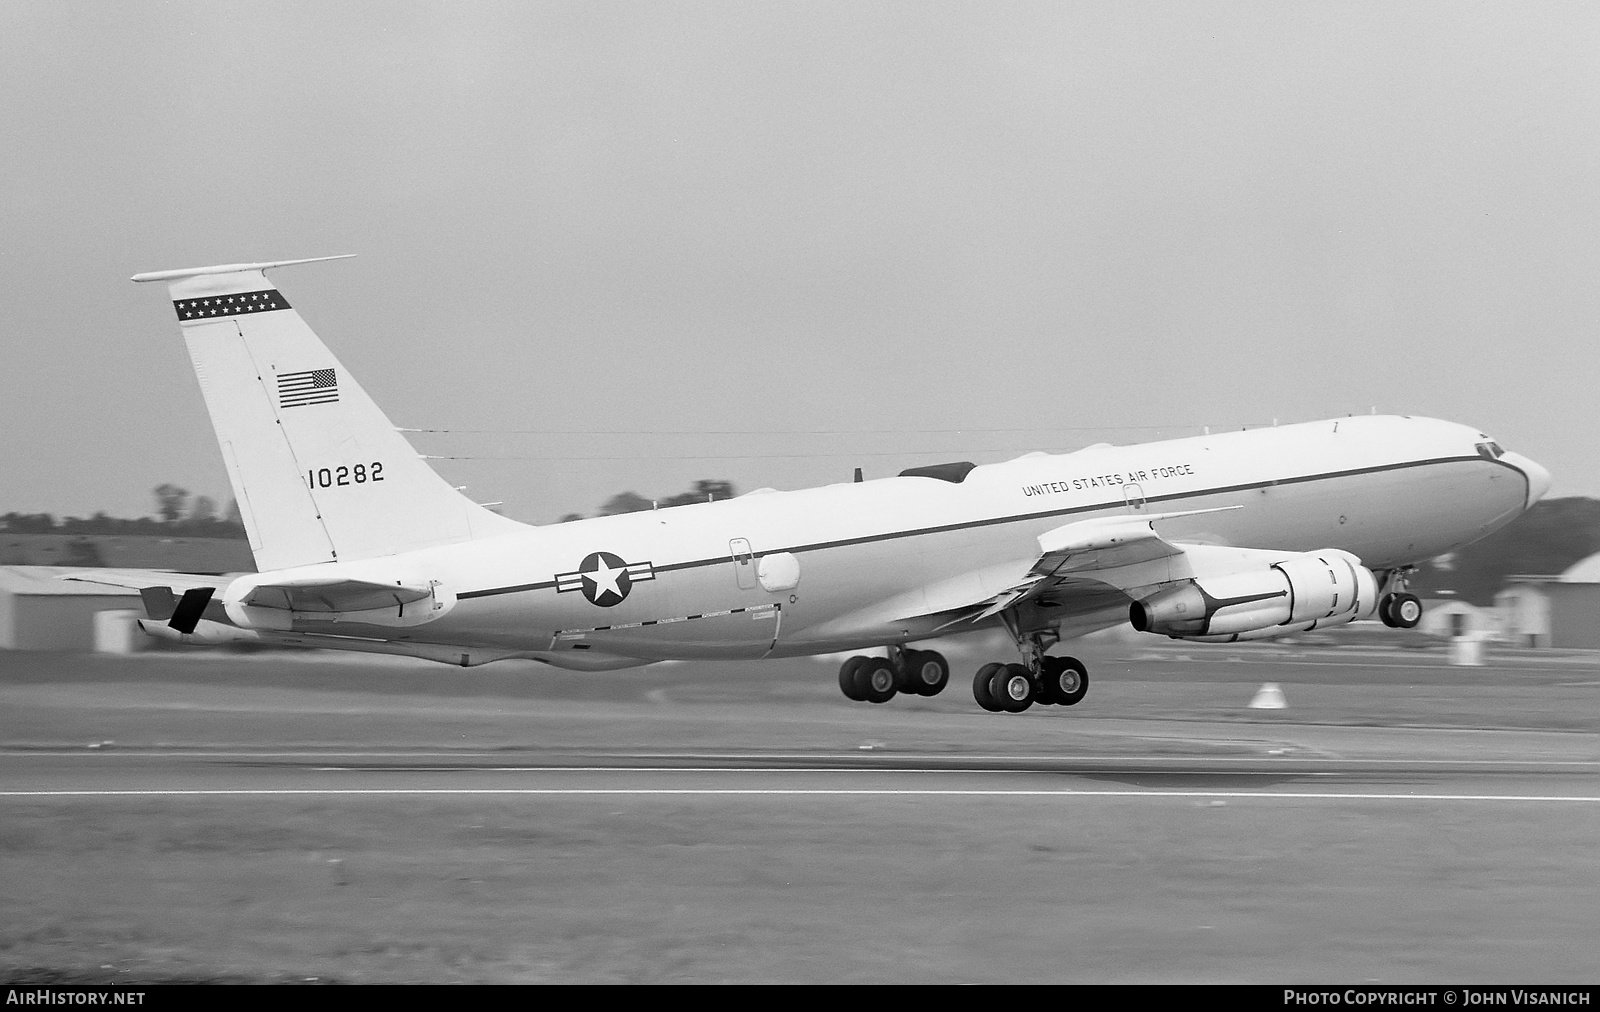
<box><xmin>729</xmin><ymin>539</ymin><xmax>758</xmax><ymax>589</ymax></box>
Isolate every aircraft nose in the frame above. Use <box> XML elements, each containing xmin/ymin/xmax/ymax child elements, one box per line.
<box><xmin>1502</xmin><ymin>452</ymin><xmax>1552</xmax><ymax>505</ymax></box>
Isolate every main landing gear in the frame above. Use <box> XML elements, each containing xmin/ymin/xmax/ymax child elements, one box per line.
<box><xmin>834</xmin><ymin>622</ymin><xmax>1091</xmax><ymax>714</ymax></box>
<box><xmin>969</xmin><ymin>619</ymin><xmax>1090</xmax><ymax>714</ymax></box>
<box><xmin>1377</xmin><ymin>568</ymin><xmax>1423</xmax><ymax>629</ymax></box>
<box><xmin>971</xmin><ymin>655</ymin><xmax>1088</xmax><ymax>713</ymax></box>
<box><xmin>836</xmin><ymin>647</ymin><xmax>951</xmax><ymax>704</ymax></box>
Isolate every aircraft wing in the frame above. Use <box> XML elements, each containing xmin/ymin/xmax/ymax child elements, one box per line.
<box><xmin>911</xmin><ymin>506</ymin><xmax>1240</xmax><ymax>630</ymax></box>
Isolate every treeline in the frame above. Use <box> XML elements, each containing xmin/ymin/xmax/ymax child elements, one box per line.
<box><xmin>1411</xmin><ymin>497</ymin><xmax>1600</xmax><ymax>605</ymax></box>
<box><xmin>8</xmin><ymin>479</ymin><xmax>1594</xmax><ymax>606</ymax></box>
<box><xmin>2</xmin><ymin>479</ymin><xmax>742</xmax><ymax>533</ymax></box>
<box><xmin>559</xmin><ymin>479</ymin><xmax>737</xmax><ymax>522</ymax></box>
<box><xmin>0</xmin><ymin>484</ymin><xmax>246</xmax><ymax>539</ymax></box>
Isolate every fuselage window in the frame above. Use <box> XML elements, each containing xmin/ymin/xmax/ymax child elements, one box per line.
<box><xmin>1475</xmin><ymin>441</ymin><xmax>1505</xmax><ymax>460</ymax></box>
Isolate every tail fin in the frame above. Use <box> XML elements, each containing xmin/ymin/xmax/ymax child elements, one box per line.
<box><xmin>134</xmin><ymin>256</ymin><xmax>525</xmax><ymax>572</ymax></box>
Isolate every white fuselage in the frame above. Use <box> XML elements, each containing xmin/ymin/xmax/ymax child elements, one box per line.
<box><xmin>300</xmin><ymin>414</ymin><xmax>1539</xmax><ymax>663</ymax></box>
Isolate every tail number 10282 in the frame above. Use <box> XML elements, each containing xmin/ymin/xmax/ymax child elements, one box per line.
<box><xmin>308</xmin><ymin>462</ymin><xmax>385</xmax><ymax>488</ymax></box>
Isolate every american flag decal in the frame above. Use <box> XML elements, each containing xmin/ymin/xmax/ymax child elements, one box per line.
<box><xmin>277</xmin><ymin>368</ymin><xmax>339</xmax><ymax>408</ymax></box>
<box><xmin>172</xmin><ymin>289</ymin><xmax>289</xmax><ymax>320</ymax></box>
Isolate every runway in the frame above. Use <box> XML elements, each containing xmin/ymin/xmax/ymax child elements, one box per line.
<box><xmin>6</xmin><ymin>749</ymin><xmax>1600</xmax><ymax>801</ymax></box>
<box><xmin>2</xmin><ymin>643</ymin><xmax>1597</xmax><ymax>983</ymax></box>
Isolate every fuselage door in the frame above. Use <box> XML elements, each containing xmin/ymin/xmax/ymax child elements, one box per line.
<box><xmin>1123</xmin><ymin>482</ymin><xmax>1147</xmax><ymax>513</ymax></box>
<box><xmin>729</xmin><ymin>538</ymin><xmax>758</xmax><ymax>589</ymax></box>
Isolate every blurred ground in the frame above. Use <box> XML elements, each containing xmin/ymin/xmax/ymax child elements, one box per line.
<box><xmin>0</xmin><ymin>641</ymin><xmax>1596</xmax><ymax>983</ymax></box>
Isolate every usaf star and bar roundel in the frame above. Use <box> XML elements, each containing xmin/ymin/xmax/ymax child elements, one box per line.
<box><xmin>556</xmin><ymin>552</ymin><xmax>656</xmax><ymax>607</ymax></box>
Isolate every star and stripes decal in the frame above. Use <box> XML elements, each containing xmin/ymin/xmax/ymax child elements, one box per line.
<box><xmin>556</xmin><ymin>551</ymin><xmax>655</xmax><ymax>607</ymax></box>
<box><xmin>277</xmin><ymin>368</ymin><xmax>340</xmax><ymax>408</ymax></box>
<box><xmin>172</xmin><ymin>289</ymin><xmax>289</xmax><ymax>320</ymax></box>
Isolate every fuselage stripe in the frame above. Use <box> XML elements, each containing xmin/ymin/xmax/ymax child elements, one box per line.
<box><xmin>457</xmin><ymin>453</ymin><xmax>1522</xmax><ymax>601</ymax></box>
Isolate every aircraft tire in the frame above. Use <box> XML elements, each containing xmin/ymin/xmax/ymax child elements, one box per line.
<box><xmin>902</xmin><ymin>649</ymin><xmax>950</xmax><ymax>696</ymax></box>
<box><xmin>973</xmin><ymin>662</ymin><xmax>1004</xmax><ymax>711</ymax></box>
<box><xmin>1036</xmin><ymin>659</ymin><xmax>1059</xmax><ymax>705</ymax></box>
<box><xmin>838</xmin><ymin>656</ymin><xmax>870</xmax><ymax>701</ymax></box>
<box><xmin>1378</xmin><ymin>593</ymin><xmax>1399</xmax><ymax>628</ymax></box>
<box><xmin>856</xmin><ymin>657</ymin><xmax>899</xmax><ymax>704</ymax></box>
<box><xmin>1389</xmin><ymin>592</ymin><xmax>1423</xmax><ymax>629</ymax></box>
<box><xmin>1042</xmin><ymin>655</ymin><xmax>1089</xmax><ymax>706</ymax></box>
<box><xmin>991</xmin><ymin>663</ymin><xmax>1035</xmax><ymax>713</ymax></box>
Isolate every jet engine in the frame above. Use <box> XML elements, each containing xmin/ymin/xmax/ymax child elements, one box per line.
<box><xmin>1129</xmin><ymin>549</ymin><xmax>1378</xmax><ymax>642</ymax></box>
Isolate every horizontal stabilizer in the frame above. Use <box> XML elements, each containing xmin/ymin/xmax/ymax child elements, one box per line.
<box><xmin>241</xmin><ymin>578</ymin><xmax>436</xmax><ymax>614</ymax></box>
<box><xmin>61</xmin><ymin>570</ymin><xmax>232</xmax><ymax>594</ymax></box>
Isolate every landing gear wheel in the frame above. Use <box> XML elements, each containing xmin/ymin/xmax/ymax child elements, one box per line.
<box><xmin>973</xmin><ymin>662</ymin><xmax>1004</xmax><ymax>712</ymax></box>
<box><xmin>990</xmin><ymin>663</ymin><xmax>1036</xmax><ymax>713</ymax></box>
<box><xmin>855</xmin><ymin>658</ymin><xmax>898</xmax><ymax>704</ymax></box>
<box><xmin>1039</xmin><ymin>656</ymin><xmax>1089</xmax><ymax>706</ymax></box>
<box><xmin>1389</xmin><ymin>592</ymin><xmax>1423</xmax><ymax>629</ymax></box>
<box><xmin>1379</xmin><ymin>593</ymin><xmax>1398</xmax><ymax>628</ymax></box>
<box><xmin>838</xmin><ymin>655</ymin><xmax>870</xmax><ymax>701</ymax></box>
<box><xmin>900</xmin><ymin>649</ymin><xmax>950</xmax><ymax>697</ymax></box>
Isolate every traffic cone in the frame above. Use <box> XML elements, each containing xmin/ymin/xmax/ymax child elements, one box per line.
<box><xmin>1248</xmin><ymin>682</ymin><xmax>1287</xmax><ymax>709</ymax></box>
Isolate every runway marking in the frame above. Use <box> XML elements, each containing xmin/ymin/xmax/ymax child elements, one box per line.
<box><xmin>3</xmin><ymin>789</ymin><xmax>1599</xmax><ymax>801</ymax></box>
<box><xmin>299</xmin><ymin>762</ymin><xmax>1595</xmax><ymax>773</ymax></box>
<box><xmin>307</xmin><ymin>765</ymin><xmax>1348</xmax><ymax>773</ymax></box>
<box><xmin>9</xmin><ymin>750</ymin><xmax>1599</xmax><ymax>767</ymax></box>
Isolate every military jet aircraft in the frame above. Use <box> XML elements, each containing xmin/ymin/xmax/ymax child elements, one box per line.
<box><xmin>71</xmin><ymin>256</ymin><xmax>1552</xmax><ymax>713</ymax></box>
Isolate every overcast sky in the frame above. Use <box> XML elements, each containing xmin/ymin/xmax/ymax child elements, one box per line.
<box><xmin>2</xmin><ymin>1</ymin><xmax>1596</xmax><ymax>525</ymax></box>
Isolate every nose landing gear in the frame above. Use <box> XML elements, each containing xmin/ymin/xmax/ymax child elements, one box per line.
<box><xmin>1378</xmin><ymin>568</ymin><xmax>1424</xmax><ymax>629</ymax></box>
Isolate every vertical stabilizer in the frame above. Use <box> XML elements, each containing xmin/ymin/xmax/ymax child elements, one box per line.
<box><xmin>134</xmin><ymin>257</ymin><xmax>525</xmax><ymax>571</ymax></box>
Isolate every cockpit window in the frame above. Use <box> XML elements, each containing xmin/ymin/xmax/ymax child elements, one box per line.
<box><xmin>1475</xmin><ymin>441</ymin><xmax>1505</xmax><ymax>460</ymax></box>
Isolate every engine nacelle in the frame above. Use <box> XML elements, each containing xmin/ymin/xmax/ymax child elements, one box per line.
<box><xmin>1130</xmin><ymin>549</ymin><xmax>1378</xmax><ymax>641</ymax></box>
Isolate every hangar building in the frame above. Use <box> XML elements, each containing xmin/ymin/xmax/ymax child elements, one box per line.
<box><xmin>1547</xmin><ymin>552</ymin><xmax>1600</xmax><ymax>649</ymax></box>
<box><xmin>0</xmin><ymin>567</ymin><xmax>141</xmax><ymax>651</ymax></box>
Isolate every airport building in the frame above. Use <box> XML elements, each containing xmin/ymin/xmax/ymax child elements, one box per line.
<box><xmin>1548</xmin><ymin>552</ymin><xmax>1600</xmax><ymax>649</ymax></box>
<box><xmin>0</xmin><ymin>566</ymin><xmax>140</xmax><ymax>651</ymax></box>
<box><xmin>1498</xmin><ymin>551</ymin><xmax>1600</xmax><ymax>649</ymax></box>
